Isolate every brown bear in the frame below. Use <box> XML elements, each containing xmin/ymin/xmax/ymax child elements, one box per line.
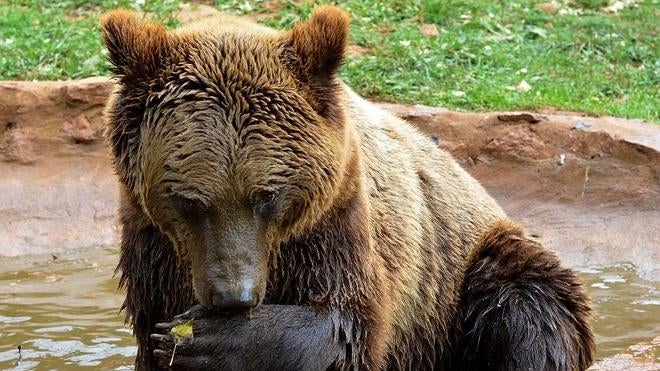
<box><xmin>101</xmin><ymin>6</ymin><xmax>595</xmax><ymax>371</ymax></box>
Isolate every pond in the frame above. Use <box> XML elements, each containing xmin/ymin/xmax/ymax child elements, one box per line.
<box><xmin>1</xmin><ymin>246</ymin><xmax>658</xmax><ymax>369</ymax></box>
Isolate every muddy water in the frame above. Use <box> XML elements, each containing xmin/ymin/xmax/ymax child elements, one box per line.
<box><xmin>577</xmin><ymin>265</ymin><xmax>660</xmax><ymax>358</ymax></box>
<box><xmin>1</xmin><ymin>247</ymin><xmax>658</xmax><ymax>369</ymax></box>
<box><xmin>0</xmin><ymin>247</ymin><xmax>134</xmax><ymax>370</ymax></box>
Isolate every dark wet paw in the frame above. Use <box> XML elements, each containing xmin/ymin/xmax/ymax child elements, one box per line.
<box><xmin>151</xmin><ymin>305</ymin><xmax>217</xmax><ymax>369</ymax></box>
<box><xmin>151</xmin><ymin>326</ymin><xmax>177</xmax><ymax>369</ymax></box>
<box><xmin>151</xmin><ymin>327</ymin><xmax>216</xmax><ymax>370</ymax></box>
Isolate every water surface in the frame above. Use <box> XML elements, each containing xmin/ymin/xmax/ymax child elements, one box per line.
<box><xmin>1</xmin><ymin>247</ymin><xmax>658</xmax><ymax>369</ymax></box>
<box><xmin>1</xmin><ymin>247</ymin><xmax>134</xmax><ymax>370</ymax></box>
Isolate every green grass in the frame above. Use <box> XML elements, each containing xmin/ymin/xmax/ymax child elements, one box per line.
<box><xmin>0</xmin><ymin>0</ymin><xmax>179</xmax><ymax>79</ymax></box>
<box><xmin>0</xmin><ymin>0</ymin><xmax>657</xmax><ymax>122</ymax></box>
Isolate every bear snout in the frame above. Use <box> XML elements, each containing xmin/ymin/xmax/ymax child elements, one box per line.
<box><xmin>207</xmin><ymin>278</ymin><xmax>260</xmax><ymax>311</ymax></box>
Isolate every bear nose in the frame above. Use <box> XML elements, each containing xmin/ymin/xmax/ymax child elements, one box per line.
<box><xmin>209</xmin><ymin>281</ymin><xmax>259</xmax><ymax>310</ymax></box>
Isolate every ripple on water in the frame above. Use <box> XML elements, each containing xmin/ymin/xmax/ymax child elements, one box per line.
<box><xmin>33</xmin><ymin>325</ymin><xmax>76</xmax><ymax>333</ymax></box>
<box><xmin>631</xmin><ymin>299</ymin><xmax>660</xmax><ymax>306</ymax></box>
<box><xmin>0</xmin><ymin>315</ymin><xmax>31</xmax><ymax>324</ymax></box>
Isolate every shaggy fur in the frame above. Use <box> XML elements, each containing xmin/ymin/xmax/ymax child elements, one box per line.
<box><xmin>457</xmin><ymin>220</ymin><xmax>595</xmax><ymax>370</ymax></box>
<box><xmin>116</xmin><ymin>187</ymin><xmax>194</xmax><ymax>370</ymax></box>
<box><xmin>101</xmin><ymin>6</ymin><xmax>595</xmax><ymax>370</ymax></box>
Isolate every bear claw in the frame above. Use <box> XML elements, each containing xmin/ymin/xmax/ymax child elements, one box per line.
<box><xmin>150</xmin><ymin>333</ymin><xmax>170</xmax><ymax>342</ymax></box>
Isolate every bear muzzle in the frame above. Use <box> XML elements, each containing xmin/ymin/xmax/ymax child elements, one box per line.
<box><xmin>208</xmin><ymin>278</ymin><xmax>261</xmax><ymax>310</ymax></box>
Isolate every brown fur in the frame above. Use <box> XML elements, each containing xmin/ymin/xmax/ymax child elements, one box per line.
<box><xmin>116</xmin><ymin>185</ymin><xmax>194</xmax><ymax>370</ymax></box>
<box><xmin>101</xmin><ymin>6</ymin><xmax>594</xmax><ymax>370</ymax></box>
<box><xmin>100</xmin><ymin>10</ymin><xmax>174</xmax><ymax>78</ymax></box>
<box><xmin>458</xmin><ymin>220</ymin><xmax>595</xmax><ymax>370</ymax></box>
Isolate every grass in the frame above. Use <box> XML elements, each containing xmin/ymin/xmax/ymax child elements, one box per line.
<box><xmin>0</xmin><ymin>0</ymin><xmax>657</xmax><ymax>122</ymax></box>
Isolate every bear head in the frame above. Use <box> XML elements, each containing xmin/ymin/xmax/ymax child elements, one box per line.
<box><xmin>101</xmin><ymin>7</ymin><xmax>352</xmax><ymax>310</ymax></box>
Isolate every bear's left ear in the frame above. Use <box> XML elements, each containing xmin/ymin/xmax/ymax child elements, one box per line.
<box><xmin>284</xmin><ymin>6</ymin><xmax>350</xmax><ymax>120</ymax></box>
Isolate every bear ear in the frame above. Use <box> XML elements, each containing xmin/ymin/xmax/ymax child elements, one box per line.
<box><xmin>285</xmin><ymin>6</ymin><xmax>349</xmax><ymax>120</ymax></box>
<box><xmin>100</xmin><ymin>9</ymin><xmax>172</xmax><ymax>78</ymax></box>
<box><xmin>289</xmin><ymin>6</ymin><xmax>350</xmax><ymax>79</ymax></box>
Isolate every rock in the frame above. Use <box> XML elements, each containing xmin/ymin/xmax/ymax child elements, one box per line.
<box><xmin>64</xmin><ymin>77</ymin><xmax>113</xmax><ymax>106</ymax></box>
<box><xmin>419</xmin><ymin>23</ymin><xmax>439</xmax><ymax>38</ymax></box>
<box><xmin>557</xmin><ymin>153</ymin><xmax>566</xmax><ymax>165</ymax></box>
<box><xmin>628</xmin><ymin>336</ymin><xmax>659</xmax><ymax>356</ymax></box>
<box><xmin>0</xmin><ymin>125</ymin><xmax>36</xmax><ymax>164</ymax></box>
<box><xmin>603</xmin><ymin>1</ymin><xmax>636</xmax><ymax>13</ymax></box>
<box><xmin>535</xmin><ymin>2</ymin><xmax>557</xmax><ymax>13</ymax></box>
<box><xmin>0</xmin><ymin>80</ymin><xmax>112</xmax><ymax>161</ymax></box>
<box><xmin>0</xmin><ymin>82</ymin><xmax>63</xmax><ymax>121</ymax></box>
<box><xmin>516</xmin><ymin>80</ymin><xmax>532</xmax><ymax>93</ymax></box>
<box><xmin>483</xmin><ymin>125</ymin><xmax>555</xmax><ymax>160</ymax></box>
<box><xmin>65</xmin><ymin>114</ymin><xmax>96</xmax><ymax>143</ymax></box>
<box><xmin>497</xmin><ymin>113</ymin><xmax>545</xmax><ymax>124</ymax></box>
<box><xmin>590</xmin><ymin>354</ymin><xmax>657</xmax><ymax>370</ymax></box>
<box><xmin>573</xmin><ymin>121</ymin><xmax>592</xmax><ymax>130</ymax></box>
<box><xmin>589</xmin><ymin>336</ymin><xmax>659</xmax><ymax>370</ymax></box>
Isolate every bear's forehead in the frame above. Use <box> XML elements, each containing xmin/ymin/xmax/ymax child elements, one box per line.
<box><xmin>146</xmin><ymin>74</ymin><xmax>317</xmax><ymax>202</ymax></box>
<box><xmin>172</xmin><ymin>31</ymin><xmax>295</xmax><ymax>90</ymax></box>
<box><xmin>144</xmin><ymin>31</ymin><xmax>311</xmax><ymax>138</ymax></box>
<box><xmin>150</xmin><ymin>29</ymin><xmax>314</xmax><ymax>134</ymax></box>
<box><xmin>140</xmin><ymin>27</ymin><xmax>324</xmax><ymax>200</ymax></box>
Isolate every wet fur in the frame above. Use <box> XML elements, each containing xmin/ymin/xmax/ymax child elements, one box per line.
<box><xmin>456</xmin><ymin>220</ymin><xmax>595</xmax><ymax>370</ymax></box>
<box><xmin>101</xmin><ymin>6</ymin><xmax>595</xmax><ymax>370</ymax></box>
<box><xmin>116</xmin><ymin>187</ymin><xmax>194</xmax><ymax>370</ymax></box>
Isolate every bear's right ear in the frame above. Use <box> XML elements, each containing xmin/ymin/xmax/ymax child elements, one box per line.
<box><xmin>101</xmin><ymin>11</ymin><xmax>175</xmax><ymax>192</ymax></box>
<box><xmin>100</xmin><ymin>10</ymin><xmax>172</xmax><ymax>78</ymax></box>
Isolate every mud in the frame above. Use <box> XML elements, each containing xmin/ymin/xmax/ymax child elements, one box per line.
<box><xmin>0</xmin><ymin>78</ymin><xmax>118</xmax><ymax>256</ymax></box>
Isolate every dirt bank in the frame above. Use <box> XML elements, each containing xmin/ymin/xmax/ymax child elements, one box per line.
<box><xmin>0</xmin><ymin>78</ymin><xmax>118</xmax><ymax>255</ymax></box>
<box><xmin>1</xmin><ymin>79</ymin><xmax>658</xmax><ymax>282</ymax></box>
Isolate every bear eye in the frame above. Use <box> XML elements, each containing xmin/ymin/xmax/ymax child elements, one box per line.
<box><xmin>255</xmin><ymin>190</ymin><xmax>279</xmax><ymax>220</ymax></box>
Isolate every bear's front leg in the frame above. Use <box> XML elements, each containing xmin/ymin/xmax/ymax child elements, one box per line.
<box><xmin>151</xmin><ymin>304</ymin><xmax>349</xmax><ymax>370</ymax></box>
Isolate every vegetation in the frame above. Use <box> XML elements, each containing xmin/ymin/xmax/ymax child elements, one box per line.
<box><xmin>0</xmin><ymin>0</ymin><xmax>657</xmax><ymax>121</ymax></box>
